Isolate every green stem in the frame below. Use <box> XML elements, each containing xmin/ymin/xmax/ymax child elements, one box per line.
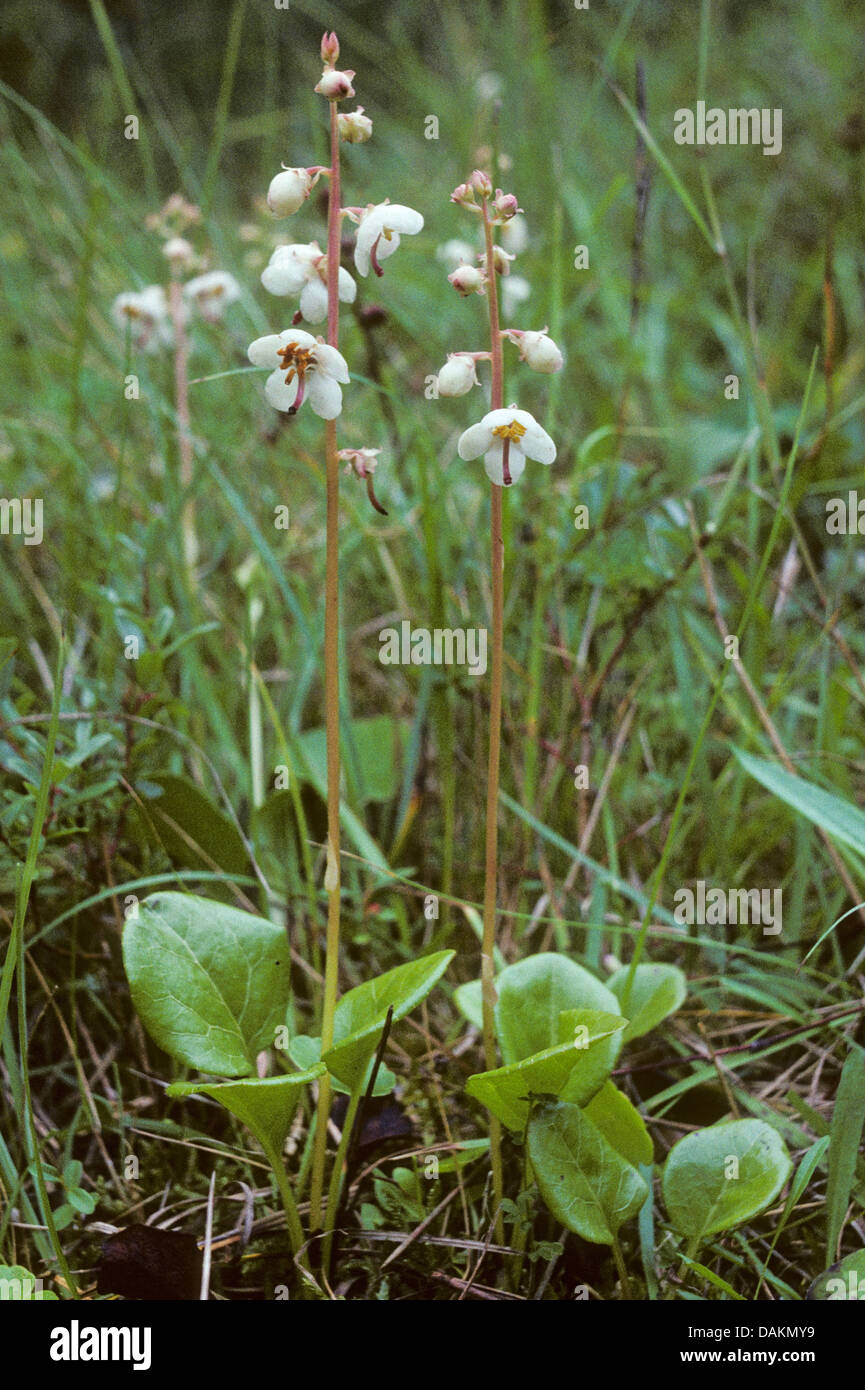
<box><xmin>259</xmin><ymin>1135</ymin><xmax>305</xmax><ymax>1259</ymax></box>
<box><xmin>320</xmin><ymin>1090</ymin><xmax>360</xmax><ymax>1272</ymax></box>
<box><xmin>612</xmin><ymin>1234</ymin><xmax>634</xmax><ymax>1300</ymax></box>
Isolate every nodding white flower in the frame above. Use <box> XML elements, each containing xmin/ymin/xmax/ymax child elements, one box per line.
<box><xmin>267</xmin><ymin>168</ymin><xmax>315</xmax><ymax>217</ymax></box>
<box><xmin>353</xmin><ymin>202</ymin><xmax>424</xmax><ymax>278</ymax></box>
<box><xmin>449</xmin><ymin>264</ymin><xmax>486</xmax><ymax>296</ymax></box>
<box><xmin>435</xmin><ymin>238</ymin><xmax>476</xmax><ymax>270</ymax></box>
<box><xmin>248</xmin><ymin>328</ymin><xmax>349</xmax><ymax>419</ymax></box>
<box><xmin>503</xmin><ymin>327</ymin><xmax>563</xmax><ymax>374</ymax></box>
<box><xmin>184</xmin><ymin>270</ymin><xmax>242</xmax><ymax>321</ymax></box>
<box><xmin>502</xmin><ymin>273</ymin><xmax>531</xmax><ymax>318</ymax></box>
<box><xmin>437</xmin><ymin>353</ymin><xmax>479</xmax><ymax>397</ymax></box>
<box><xmin>338</xmin><ymin>107</ymin><xmax>372</xmax><ymax>143</ymax></box>
<box><xmin>111</xmin><ymin>286</ymin><xmax>173</xmax><ymax>352</ymax></box>
<box><xmin>457</xmin><ymin>407</ymin><xmax>556</xmax><ymax>487</ymax></box>
<box><xmin>261</xmin><ymin>242</ymin><xmax>356</xmax><ymax>323</ymax></box>
<box><xmin>315</xmin><ymin>67</ymin><xmax>356</xmax><ymax>100</ymax></box>
<box><xmin>500</xmin><ymin>212</ymin><xmax>529</xmax><ymax>255</ymax></box>
<box><xmin>163</xmin><ymin>236</ymin><xmax>195</xmax><ymax>268</ymax></box>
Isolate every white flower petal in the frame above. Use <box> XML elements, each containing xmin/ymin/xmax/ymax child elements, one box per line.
<box><xmin>248</xmin><ymin>334</ymin><xmax>284</xmax><ymax>367</ymax></box>
<box><xmin>457</xmin><ymin>421</ymin><xmax>494</xmax><ymax>460</ymax></box>
<box><xmin>377</xmin><ymin>231</ymin><xmax>401</xmax><ymax>263</ymax></box>
<box><xmin>337</xmin><ymin>267</ymin><xmax>357</xmax><ymax>303</ymax></box>
<box><xmin>483</xmin><ymin>443</ymin><xmax>526</xmax><ymax>487</ymax></box>
<box><xmin>299</xmin><ymin>278</ymin><xmax>329</xmax><ymax>323</ymax></box>
<box><xmin>479</xmin><ymin>408</ymin><xmax>517</xmax><ymax>432</ymax></box>
<box><xmin>261</xmin><ymin>261</ymin><xmax>304</xmax><ymax>295</ymax></box>
<box><xmin>314</xmin><ymin>343</ymin><xmax>350</xmax><ymax>383</ymax></box>
<box><xmin>278</xmin><ymin>328</ymin><xmax>316</xmax><ymax>350</ymax></box>
<box><xmin>307</xmin><ymin>373</ymin><xmax>343</xmax><ymax>419</ymax></box>
<box><xmin>519</xmin><ymin>417</ymin><xmax>557</xmax><ymax>465</ymax></box>
<box><xmin>382</xmin><ymin>205</ymin><xmax>424</xmax><ymax>236</ymax></box>
<box><xmin>353</xmin><ymin>217</ymin><xmax>380</xmax><ymax>277</ymax></box>
<box><xmin>264</xmin><ymin>368</ymin><xmax>299</xmax><ymax>412</ymax></box>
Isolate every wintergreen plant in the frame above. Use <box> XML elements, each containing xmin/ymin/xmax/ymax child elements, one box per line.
<box><xmin>437</xmin><ymin>168</ymin><xmax>563</xmax><ymax>1237</ymax></box>
<box><xmin>245</xmin><ymin>30</ymin><xmax>422</xmax><ymax>1232</ymax></box>
<box><xmin>112</xmin><ymin>192</ymin><xmax>241</xmax><ymax>585</ymax></box>
<box><xmin>119</xmin><ymin>29</ymin><xmax>433</xmax><ymax>1290</ymax></box>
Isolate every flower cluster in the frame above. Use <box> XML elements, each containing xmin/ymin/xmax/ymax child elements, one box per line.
<box><xmin>436</xmin><ymin>172</ymin><xmax>562</xmax><ymax>486</ymax></box>
<box><xmin>247</xmin><ymin>24</ymin><xmax>423</xmax><ymax>498</ymax></box>
<box><xmin>112</xmin><ymin>196</ymin><xmax>241</xmax><ymax>351</ymax></box>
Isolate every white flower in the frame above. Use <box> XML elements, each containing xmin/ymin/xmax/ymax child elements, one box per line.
<box><xmin>437</xmin><ymin>353</ymin><xmax>479</xmax><ymax>397</ymax></box>
<box><xmin>457</xmin><ymin>407</ymin><xmax>556</xmax><ymax>487</ymax></box>
<box><xmin>338</xmin><ymin>107</ymin><xmax>372</xmax><ymax>143</ymax></box>
<box><xmin>111</xmin><ymin>286</ymin><xmax>173</xmax><ymax>352</ymax></box>
<box><xmin>267</xmin><ymin>168</ymin><xmax>314</xmax><ymax>217</ymax></box>
<box><xmin>247</xmin><ymin>328</ymin><xmax>349</xmax><ymax>419</ymax></box>
<box><xmin>315</xmin><ymin>68</ymin><xmax>356</xmax><ymax>100</ymax></box>
<box><xmin>504</xmin><ymin>328</ymin><xmax>563</xmax><ymax>374</ymax></box>
<box><xmin>502</xmin><ymin>273</ymin><xmax>531</xmax><ymax>318</ymax></box>
<box><xmin>500</xmin><ymin>213</ymin><xmax>529</xmax><ymax>256</ymax></box>
<box><xmin>448</xmin><ymin>264</ymin><xmax>486</xmax><ymax>296</ymax></box>
<box><xmin>184</xmin><ymin>270</ymin><xmax>242</xmax><ymax>321</ymax></box>
<box><xmin>353</xmin><ymin>202</ymin><xmax>424</xmax><ymax>278</ymax></box>
<box><xmin>260</xmin><ymin>242</ymin><xmax>356</xmax><ymax>323</ymax></box>
<box><xmin>163</xmin><ymin>236</ymin><xmax>195</xmax><ymax>267</ymax></box>
<box><xmin>435</xmin><ymin>239</ymin><xmax>476</xmax><ymax>270</ymax></box>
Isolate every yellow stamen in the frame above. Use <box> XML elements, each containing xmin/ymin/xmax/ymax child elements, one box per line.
<box><xmin>492</xmin><ymin>420</ymin><xmax>527</xmax><ymax>443</ymax></box>
<box><xmin>277</xmin><ymin>342</ymin><xmax>315</xmax><ymax>381</ymax></box>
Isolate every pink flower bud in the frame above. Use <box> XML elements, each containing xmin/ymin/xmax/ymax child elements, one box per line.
<box><xmin>450</xmin><ymin>181</ymin><xmax>477</xmax><ymax>208</ymax></box>
<box><xmin>470</xmin><ymin>169</ymin><xmax>493</xmax><ymax>198</ymax></box>
<box><xmin>492</xmin><ymin>189</ymin><xmax>521</xmax><ymax>221</ymax></box>
<box><xmin>320</xmin><ymin>31</ymin><xmax>340</xmax><ymax>64</ymax></box>
<box><xmin>315</xmin><ymin>67</ymin><xmax>356</xmax><ymax>100</ymax></box>
<box><xmin>448</xmin><ymin>265</ymin><xmax>486</xmax><ymax>296</ymax></box>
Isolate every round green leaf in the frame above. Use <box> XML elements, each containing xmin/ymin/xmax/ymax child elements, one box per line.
<box><xmin>608</xmin><ymin>963</ymin><xmax>687</xmax><ymax>1041</ymax></box>
<box><xmin>662</xmin><ymin>1119</ymin><xmax>792</xmax><ymax>1245</ymax></box>
<box><xmin>807</xmin><ymin>1250</ymin><xmax>865</xmax><ymax>1300</ymax></box>
<box><xmin>466</xmin><ymin>1012</ymin><xmax>625</xmax><ymax>1130</ymax></box>
<box><xmin>583</xmin><ymin>1081</ymin><xmax>653</xmax><ymax>1167</ymax></box>
<box><xmin>495</xmin><ymin>954</ymin><xmax>622</xmax><ymax>1064</ymax></box>
<box><xmin>323</xmin><ymin>951</ymin><xmax>454</xmax><ymax>1093</ymax></box>
<box><xmin>123</xmin><ymin>892</ymin><xmax>292</xmax><ymax>1076</ymax></box>
<box><xmin>528</xmin><ymin>1099</ymin><xmax>649</xmax><ymax>1245</ymax></box>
